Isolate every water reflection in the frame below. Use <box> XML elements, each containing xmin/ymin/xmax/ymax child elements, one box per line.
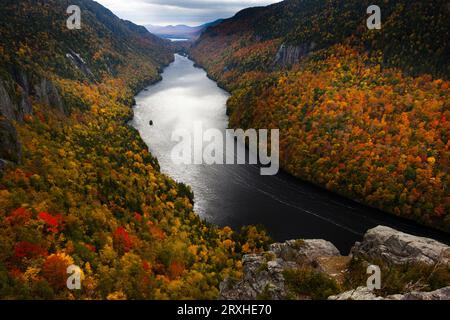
<box><xmin>132</xmin><ymin>54</ymin><xmax>449</xmax><ymax>253</ymax></box>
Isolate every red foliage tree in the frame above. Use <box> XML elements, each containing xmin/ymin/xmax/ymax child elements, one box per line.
<box><xmin>42</xmin><ymin>255</ymin><xmax>70</xmax><ymax>290</ymax></box>
<box><xmin>6</xmin><ymin>207</ymin><xmax>32</xmax><ymax>226</ymax></box>
<box><xmin>38</xmin><ymin>212</ymin><xmax>63</xmax><ymax>233</ymax></box>
<box><xmin>142</xmin><ymin>260</ymin><xmax>150</xmax><ymax>271</ymax></box>
<box><xmin>134</xmin><ymin>213</ymin><xmax>142</xmax><ymax>222</ymax></box>
<box><xmin>113</xmin><ymin>227</ymin><xmax>133</xmax><ymax>253</ymax></box>
<box><xmin>14</xmin><ymin>241</ymin><xmax>47</xmax><ymax>259</ymax></box>
<box><xmin>168</xmin><ymin>261</ymin><xmax>185</xmax><ymax>279</ymax></box>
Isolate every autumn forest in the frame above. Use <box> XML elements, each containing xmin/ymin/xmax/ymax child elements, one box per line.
<box><xmin>0</xmin><ymin>0</ymin><xmax>449</xmax><ymax>301</ymax></box>
<box><xmin>191</xmin><ymin>0</ymin><xmax>450</xmax><ymax>232</ymax></box>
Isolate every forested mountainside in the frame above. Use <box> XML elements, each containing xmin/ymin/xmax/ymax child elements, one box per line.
<box><xmin>191</xmin><ymin>0</ymin><xmax>450</xmax><ymax>232</ymax></box>
<box><xmin>0</xmin><ymin>0</ymin><xmax>270</xmax><ymax>299</ymax></box>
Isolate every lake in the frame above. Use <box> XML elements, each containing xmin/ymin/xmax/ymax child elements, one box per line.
<box><xmin>131</xmin><ymin>54</ymin><xmax>449</xmax><ymax>253</ymax></box>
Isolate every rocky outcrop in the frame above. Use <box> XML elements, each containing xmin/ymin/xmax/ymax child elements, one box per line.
<box><xmin>0</xmin><ymin>79</ymin><xmax>22</xmax><ymax>166</ymax></box>
<box><xmin>273</xmin><ymin>42</ymin><xmax>316</xmax><ymax>68</ymax></box>
<box><xmin>13</xmin><ymin>71</ymin><xmax>33</xmax><ymax>118</ymax></box>
<box><xmin>329</xmin><ymin>286</ymin><xmax>450</xmax><ymax>301</ymax></box>
<box><xmin>219</xmin><ymin>239</ymin><xmax>342</xmax><ymax>300</ymax></box>
<box><xmin>0</xmin><ymin>72</ymin><xmax>32</xmax><ymax>122</ymax></box>
<box><xmin>328</xmin><ymin>286</ymin><xmax>383</xmax><ymax>300</ymax></box>
<box><xmin>220</xmin><ymin>226</ymin><xmax>450</xmax><ymax>301</ymax></box>
<box><xmin>0</xmin><ymin>80</ymin><xmax>16</xmax><ymax>120</ymax></box>
<box><xmin>34</xmin><ymin>78</ymin><xmax>65</xmax><ymax>113</ymax></box>
<box><xmin>0</xmin><ymin>66</ymin><xmax>67</xmax><ymax>166</ymax></box>
<box><xmin>1</xmin><ymin>67</ymin><xmax>66</xmax><ymax>121</ymax></box>
<box><xmin>66</xmin><ymin>50</ymin><xmax>96</xmax><ymax>80</ymax></box>
<box><xmin>219</xmin><ymin>254</ymin><xmax>290</xmax><ymax>300</ymax></box>
<box><xmin>0</xmin><ymin>118</ymin><xmax>22</xmax><ymax>164</ymax></box>
<box><xmin>270</xmin><ymin>239</ymin><xmax>341</xmax><ymax>263</ymax></box>
<box><xmin>387</xmin><ymin>287</ymin><xmax>450</xmax><ymax>300</ymax></box>
<box><xmin>351</xmin><ymin>226</ymin><xmax>450</xmax><ymax>266</ymax></box>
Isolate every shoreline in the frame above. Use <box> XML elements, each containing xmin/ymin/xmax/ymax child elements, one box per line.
<box><xmin>187</xmin><ymin>53</ymin><xmax>450</xmax><ymax>240</ymax></box>
<box><xmin>129</xmin><ymin>54</ymin><xmax>450</xmax><ymax>250</ymax></box>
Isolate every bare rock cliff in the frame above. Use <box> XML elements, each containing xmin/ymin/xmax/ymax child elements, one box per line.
<box><xmin>273</xmin><ymin>42</ymin><xmax>316</xmax><ymax>68</ymax></box>
<box><xmin>220</xmin><ymin>226</ymin><xmax>450</xmax><ymax>300</ymax></box>
<box><xmin>0</xmin><ymin>69</ymin><xmax>66</xmax><ymax>167</ymax></box>
<box><xmin>351</xmin><ymin>226</ymin><xmax>450</xmax><ymax>266</ymax></box>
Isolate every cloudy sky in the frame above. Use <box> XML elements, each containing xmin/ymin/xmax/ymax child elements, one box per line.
<box><xmin>96</xmin><ymin>0</ymin><xmax>281</xmax><ymax>26</ymax></box>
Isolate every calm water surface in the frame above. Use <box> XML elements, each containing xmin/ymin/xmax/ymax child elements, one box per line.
<box><xmin>132</xmin><ymin>54</ymin><xmax>449</xmax><ymax>253</ymax></box>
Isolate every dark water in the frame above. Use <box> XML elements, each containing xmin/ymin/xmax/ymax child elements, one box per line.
<box><xmin>132</xmin><ymin>54</ymin><xmax>449</xmax><ymax>254</ymax></box>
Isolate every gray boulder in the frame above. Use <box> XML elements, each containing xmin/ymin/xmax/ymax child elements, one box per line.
<box><xmin>351</xmin><ymin>226</ymin><xmax>450</xmax><ymax>266</ymax></box>
<box><xmin>219</xmin><ymin>239</ymin><xmax>341</xmax><ymax>300</ymax></box>
<box><xmin>220</xmin><ymin>254</ymin><xmax>293</xmax><ymax>300</ymax></box>
<box><xmin>270</xmin><ymin>239</ymin><xmax>341</xmax><ymax>263</ymax></box>
<box><xmin>220</xmin><ymin>228</ymin><xmax>450</xmax><ymax>300</ymax></box>
<box><xmin>328</xmin><ymin>286</ymin><xmax>383</xmax><ymax>300</ymax></box>
<box><xmin>387</xmin><ymin>287</ymin><xmax>450</xmax><ymax>300</ymax></box>
<box><xmin>329</xmin><ymin>286</ymin><xmax>450</xmax><ymax>301</ymax></box>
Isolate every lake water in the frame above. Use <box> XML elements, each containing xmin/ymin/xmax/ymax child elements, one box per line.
<box><xmin>132</xmin><ymin>54</ymin><xmax>449</xmax><ymax>253</ymax></box>
<box><xmin>168</xmin><ymin>38</ymin><xmax>189</xmax><ymax>42</ymax></box>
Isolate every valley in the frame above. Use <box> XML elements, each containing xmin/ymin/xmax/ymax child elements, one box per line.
<box><xmin>0</xmin><ymin>0</ymin><xmax>448</xmax><ymax>301</ymax></box>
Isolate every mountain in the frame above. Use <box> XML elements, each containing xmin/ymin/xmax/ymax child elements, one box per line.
<box><xmin>0</xmin><ymin>0</ymin><xmax>265</xmax><ymax>299</ymax></box>
<box><xmin>0</xmin><ymin>0</ymin><xmax>174</xmax><ymax>164</ymax></box>
<box><xmin>146</xmin><ymin>24</ymin><xmax>204</xmax><ymax>39</ymax></box>
<box><xmin>193</xmin><ymin>0</ymin><xmax>449</xmax><ymax>85</ymax></box>
<box><xmin>0</xmin><ymin>0</ymin><xmax>173</xmax><ymax>83</ymax></box>
<box><xmin>191</xmin><ymin>0</ymin><xmax>450</xmax><ymax>232</ymax></box>
<box><xmin>146</xmin><ymin>20</ymin><xmax>223</xmax><ymax>40</ymax></box>
<box><xmin>0</xmin><ymin>0</ymin><xmax>448</xmax><ymax>302</ymax></box>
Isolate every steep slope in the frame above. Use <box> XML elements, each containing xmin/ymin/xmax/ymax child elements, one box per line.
<box><xmin>193</xmin><ymin>0</ymin><xmax>449</xmax><ymax>86</ymax></box>
<box><xmin>0</xmin><ymin>0</ymin><xmax>270</xmax><ymax>299</ymax></box>
<box><xmin>0</xmin><ymin>0</ymin><xmax>174</xmax><ymax>163</ymax></box>
<box><xmin>191</xmin><ymin>0</ymin><xmax>450</xmax><ymax>231</ymax></box>
<box><xmin>0</xmin><ymin>0</ymin><xmax>172</xmax><ymax>82</ymax></box>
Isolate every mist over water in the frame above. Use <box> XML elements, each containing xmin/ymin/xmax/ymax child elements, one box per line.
<box><xmin>132</xmin><ymin>54</ymin><xmax>448</xmax><ymax>253</ymax></box>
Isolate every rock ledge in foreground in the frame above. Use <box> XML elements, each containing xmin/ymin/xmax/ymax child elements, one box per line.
<box><xmin>351</xmin><ymin>226</ymin><xmax>449</xmax><ymax>266</ymax></box>
<box><xmin>220</xmin><ymin>226</ymin><xmax>450</xmax><ymax>300</ymax></box>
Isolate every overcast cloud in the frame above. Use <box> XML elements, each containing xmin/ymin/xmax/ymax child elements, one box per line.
<box><xmin>95</xmin><ymin>0</ymin><xmax>280</xmax><ymax>26</ymax></box>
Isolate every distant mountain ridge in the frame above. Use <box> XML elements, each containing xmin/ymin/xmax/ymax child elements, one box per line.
<box><xmin>146</xmin><ymin>19</ymin><xmax>223</xmax><ymax>40</ymax></box>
